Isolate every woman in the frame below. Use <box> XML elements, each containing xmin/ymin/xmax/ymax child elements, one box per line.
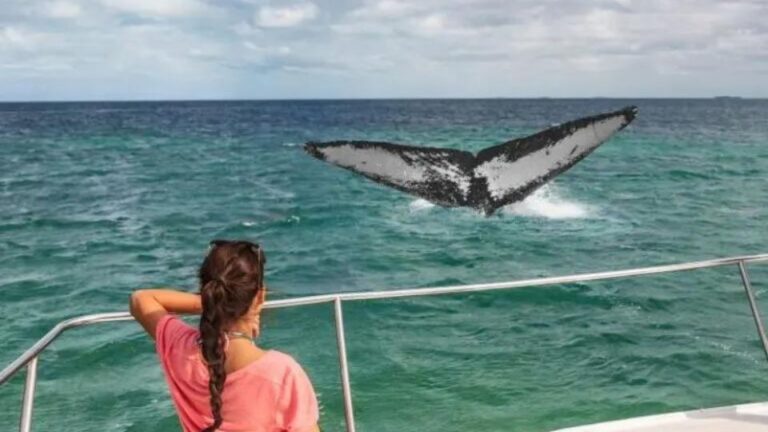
<box><xmin>130</xmin><ymin>240</ymin><xmax>320</xmax><ymax>432</ymax></box>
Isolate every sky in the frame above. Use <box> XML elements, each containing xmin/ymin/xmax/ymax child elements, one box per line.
<box><xmin>1</xmin><ymin>0</ymin><xmax>767</xmax><ymax>101</ymax></box>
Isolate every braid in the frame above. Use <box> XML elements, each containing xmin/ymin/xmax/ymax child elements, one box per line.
<box><xmin>200</xmin><ymin>280</ymin><xmax>227</xmax><ymax>432</ymax></box>
<box><xmin>197</xmin><ymin>240</ymin><xmax>267</xmax><ymax>432</ymax></box>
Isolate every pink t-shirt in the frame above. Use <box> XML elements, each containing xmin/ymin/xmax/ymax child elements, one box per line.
<box><xmin>155</xmin><ymin>314</ymin><xmax>319</xmax><ymax>432</ymax></box>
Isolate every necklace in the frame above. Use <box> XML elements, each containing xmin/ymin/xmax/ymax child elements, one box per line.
<box><xmin>226</xmin><ymin>331</ymin><xmax>255</xmax><ymax>344</ymax></box>
<box><xmin>195</xmin><ymin>331</ymin><xmax>256</xmax><ymax>348</ymax></box>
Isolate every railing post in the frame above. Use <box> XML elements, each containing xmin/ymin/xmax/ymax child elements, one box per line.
<box><xmin>19</xmin><ymin>356</ymin><xmax>38</xmax><ymax>432</ymax></box>
<box><xmin>333</xmin><ymin>297</ymin><xmax>357</xmax><ymax>432</ymax></box>
<box><xmin>737</xmin><ymin>261</ymin><xmax>768</xmax><ymax>363</ymax></box>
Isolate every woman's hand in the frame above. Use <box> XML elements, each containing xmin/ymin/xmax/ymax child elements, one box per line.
<box><xmin>129</xmin><ymin>289</ymin><xmax>202</xmax><ymax>340</ymax></box>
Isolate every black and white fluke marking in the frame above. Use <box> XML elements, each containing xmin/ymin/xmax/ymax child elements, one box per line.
<box><xmin>305</xmin><ymin>106</ymin><xmax>637</xmax><ymax>215</ymax></box>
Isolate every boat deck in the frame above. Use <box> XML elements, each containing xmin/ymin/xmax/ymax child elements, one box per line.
<box><xmin>552</xmin><ymin>402</ymin><xmax>768</xmax><ymax>432</ymax></box>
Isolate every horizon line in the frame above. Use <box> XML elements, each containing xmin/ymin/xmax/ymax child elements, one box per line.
<box><xmin>0</xmin><ymin>96</ymin><xmax>762</xmax><ymax>104</ymax></box>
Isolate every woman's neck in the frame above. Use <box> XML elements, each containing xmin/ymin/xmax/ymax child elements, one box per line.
<box><xmin>220</xmin><ymin>339</ymin><xmax>267</xmax><ymax>374</ymax></box>
<box><xmin>226</xmin><ymin>321</ymin><xmax>255</xmax><ymax>337</ymax></box>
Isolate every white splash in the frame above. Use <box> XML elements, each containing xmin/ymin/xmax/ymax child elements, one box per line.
<box><xmin>409</xmin><ymin>198</ymin><xmax>436</xmax><ymax>212</ymax></box>
<box><xmin>503</xmin><ymin>185</ymin><xmax>592</xmax><ymax>219</ymax></box>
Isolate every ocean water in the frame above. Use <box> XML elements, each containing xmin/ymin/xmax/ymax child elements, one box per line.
<box><xmin>1</xmin><ymin>99</ymin><xmax>767</xmax><ymax>432</ymax></box>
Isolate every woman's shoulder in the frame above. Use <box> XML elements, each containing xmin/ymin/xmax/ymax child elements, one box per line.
<box><xmin>263</xmin><ymin>350</ymin><xmax>304</xmax><ymax>371</ymax></box>
<box><xmin>259</xmin><ymin>350</ymin><xmax>312</xmax><ymax>383</ymax></box>
<box><xmin>229</xmin><ymin>350</ymin><xmax>311</xmax><ymax>391</ymax></box>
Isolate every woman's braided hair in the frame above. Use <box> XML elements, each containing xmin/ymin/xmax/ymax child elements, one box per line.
<box><xmin>198</xmin><ymin>240</ymin><xmax>265</xmax><ymax>432</ymax></box>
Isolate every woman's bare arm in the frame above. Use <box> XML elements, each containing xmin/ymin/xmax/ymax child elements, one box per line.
<box><xmin>129</xmin><ymin>289</ymin><xmax>202</xmax><ymax>340</ymax></box>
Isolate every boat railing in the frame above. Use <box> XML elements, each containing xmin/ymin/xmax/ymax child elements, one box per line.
<box><xmin>2</xmin><ymin>253</ymin><xmax>768</xmax><ymax>432</ymax></box>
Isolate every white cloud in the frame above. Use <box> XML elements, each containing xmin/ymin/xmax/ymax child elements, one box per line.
<box><xmin>1</xmin><ymin>27</ymin><xmax>26</xmax><ymax>46</ymax></box>
<box><xmin>44</xmin><ymin>1</ymin><xmax>82</xmax><ymax>19</ymax></box>
<box><xmin>417</xmin><ymin>14</ymin><xmax>446</xmax><ymax>34</ymax></box>
<box><xmin>256</xmin><ymin>3</ymin><xmax>318</xmax><ymax>28</ymax></box>
<box><xmin>0</xmin><ymin>26</ymin><xmax>48</xmax><ymax>50</ymax></box>
<box><xmin>100</xmin><ymin>0</ymin><xmax>210</xmax><ymax>18</ymax></box>
<box><xmin>1</xmin><ymin>0</ymin><xmax>767</xmax><ymax>99</ymax></box>
<box><xmin>350</xmin><ymin>0</ymin><xmax>415</xmax><ymax>19</ymax></box>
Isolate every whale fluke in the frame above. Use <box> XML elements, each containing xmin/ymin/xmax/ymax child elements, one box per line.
<box><xmin>305</xmin><ymin>106</ymin><xmax>637</xmax><ymax>215</ymax></box>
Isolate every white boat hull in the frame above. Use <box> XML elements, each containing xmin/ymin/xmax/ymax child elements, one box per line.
<box><xmin>551</xmin><ymin>402</ymin><xmax>768</xmax><ymax>432</ymax></box>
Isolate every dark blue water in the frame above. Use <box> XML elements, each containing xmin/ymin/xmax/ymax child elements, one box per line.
<box><xmin>1</xmin><ymin>99</ymin><xmax>767</xmax><ymax>431</ymax></box>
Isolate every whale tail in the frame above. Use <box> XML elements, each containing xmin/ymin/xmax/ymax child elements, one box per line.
<box><xmin>305</xmin><ymin>106</ymin><xmax>637</xmax><ymax>215</ymax></box>
<box><xmin>304</xmin><ymin>140</ymin><xmax>476</xmax><ymax>208</ymax></box>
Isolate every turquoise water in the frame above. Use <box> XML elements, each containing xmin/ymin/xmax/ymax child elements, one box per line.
<box><xmin>1</xmin><ymin>99</ymin><xmax>767</xmax><ymax>431</ymax></box>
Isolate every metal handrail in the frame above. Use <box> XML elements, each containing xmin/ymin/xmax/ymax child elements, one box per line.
<box><xmin>2</xmin><ymin>253</ymin><xmax>768</xmax><ymax>432</ymax></box>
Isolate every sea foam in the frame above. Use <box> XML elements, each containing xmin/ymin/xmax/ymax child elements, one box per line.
<box><xmin>408</xmin><ymin>185</ymin><xmax>591</xmax><ymax>219</ymax></box>
<box><xmin>503</xmin><ymin>185</ymin><xmax>591</xmax><ymax>219</ymax></box>
<box><xmin>409</xmin><ymin>199</ymin><xmax>436</xmax><ymax>212</ymax></box>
